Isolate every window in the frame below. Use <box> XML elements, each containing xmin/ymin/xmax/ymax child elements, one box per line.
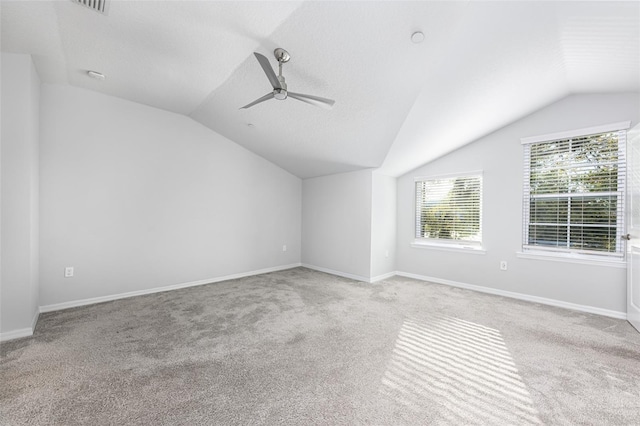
<box><xmin>415</xmin><ymin>173</ymin><xmax>482</xmax><ymax>247</ymax></box>
<box><xmin>522</xmin><ymin>123</ymin><xmax>628</xmax><ymax>258</ymax></box>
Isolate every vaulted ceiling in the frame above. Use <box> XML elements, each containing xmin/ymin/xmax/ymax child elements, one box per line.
<box><xmin>2</xmin><ymin>1</ymin><xmax>638</xmax><ymax>178</ymax></box>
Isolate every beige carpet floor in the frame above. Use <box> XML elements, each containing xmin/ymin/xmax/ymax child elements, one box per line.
<box><xmin>1</xmin><ymin>267</ymin><xmax>639</xmax><ymax>425</ymax></box>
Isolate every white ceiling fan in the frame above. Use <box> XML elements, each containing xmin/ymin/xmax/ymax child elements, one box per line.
<box><xmin>241</xmin><ymin>48</ymin><xmax>335</xmax><ymax>110</ymax></box>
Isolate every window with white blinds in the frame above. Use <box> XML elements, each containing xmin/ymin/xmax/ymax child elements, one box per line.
<box><xmin>522</xmin><ymin>125</ymin><xmax>627</xmax><ymax>257</ymax></box>
<box><xmin>415</xmin><ymin>174</ymin><xmax>482</xmax><ymax>245</ymax></box>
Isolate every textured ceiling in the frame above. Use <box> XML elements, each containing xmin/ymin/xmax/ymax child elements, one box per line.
<box><xmin>2</xmin><ymin>1</ymin><xmax>639</xmax><ymax>178</ymax></box>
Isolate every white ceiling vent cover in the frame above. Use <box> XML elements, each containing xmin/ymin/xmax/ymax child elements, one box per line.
<box><xmin>71</xmin><ymin>0</ymin><xmax>109</xmax><ymax>15</ymax></box>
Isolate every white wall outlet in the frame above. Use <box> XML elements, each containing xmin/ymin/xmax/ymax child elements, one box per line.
<box><xmin>282</xmin><ymin>245</ymin><xmax>287</xmax><ymax>252</ymax></box>
<box><xmin>385</xmin><ymin>250</ymin><xmax>389</xmax><ymax>258</ymax></box>
<box><xmin>65</xmin><ymin>266</ymin><xmax>74</xmax><ymax>277</ymax></box>
<box><xmin>500</xmin><ymin>261</ymin><xmax>507</xmax><ymax>271</ymax></box>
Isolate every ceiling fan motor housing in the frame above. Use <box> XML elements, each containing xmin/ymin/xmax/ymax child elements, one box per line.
<box><xmin>274</xmin><ymin>88</ymin><xmax>287</xmax><ymax>100</ymax></box>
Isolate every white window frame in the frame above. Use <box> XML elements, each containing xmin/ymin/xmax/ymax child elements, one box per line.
<box><xmin>520</xmin><ymin>121</ymin><xmax>630</xmax><ymax>263</ymax></box>
<box><xmin>413</xmin><ymin>171</ymin><xmax>484</xmax><ymax>252</ymax></box>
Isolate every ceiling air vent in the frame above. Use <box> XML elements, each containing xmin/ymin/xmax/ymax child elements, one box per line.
<box><xmin>71</xmin><ymin>0</ymin><xmax>109</xmax><ymax>15</ymax></box>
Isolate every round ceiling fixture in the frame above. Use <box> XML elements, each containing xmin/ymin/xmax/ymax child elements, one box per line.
<box><xmin>411</xmin><ymin>31</ymin><xmax>425</xmax><ymax>44</ymax></box>
<box><xmin>87</xmin><ymin>70</ymin><xmax>105</xmax><ymax>81</ymax></box>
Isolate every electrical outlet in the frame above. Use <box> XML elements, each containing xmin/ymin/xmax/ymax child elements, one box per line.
<box><xmin>282</xmin><ymin>245</ymin><xmax>287</xmax><ymax>252</ymax></box>
<box><xmin>65</xmin><ymin>267</ymin><xmax>74</xmax><ymax>277</ymax></box>
<box><xmin>385</xmin><ymin>250</ymin><xmax>389</xmax><ymax>258</ymax></box>
<box><xmin>500</xmin><ymin>261</ymin><xmax>507</xmax><ymax>271</ymax></box>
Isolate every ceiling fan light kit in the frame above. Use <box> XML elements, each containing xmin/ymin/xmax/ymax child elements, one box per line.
<box><xmin>241</xmin><ymin>48</ymin><xmax>335</xmax><ymax>110</ymax></box>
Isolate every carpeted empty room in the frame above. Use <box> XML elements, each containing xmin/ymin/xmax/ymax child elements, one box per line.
<box><xmin>2</xmin><ymin>1</ymin><xmax>640</xmax><ymax>425</ymax></box>
<box><xmin>2</xmin><ymin>268</ymin><xmax>639</xmax><ymax>425</ymax></box>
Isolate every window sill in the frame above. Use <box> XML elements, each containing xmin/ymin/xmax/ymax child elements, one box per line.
<box><xmin>516</xmin><ymin>251</ymin><xmax>626</xmax><ymax>268</ymax></box>
<box><xmin>411</xmin><ymin>241</ymin><xmax>486</xmax><ymax>255</ymax></box>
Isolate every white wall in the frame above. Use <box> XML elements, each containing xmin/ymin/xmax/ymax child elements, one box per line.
<box><xmin>1</xmin><ymin>53</ymin><xmax>40</xmax><ymax>337</ymax></box>
<box><xmin>371</xmin><ymin>173</ymin><xmax>396</xmax><ymax>279</ymax></box>
<box><xmin>397</xmin><ymin>93</ymin><xmax>640</xmax><ymax>314</ymax></box>
<box><xmin>39</xmin><ymin>84</ymin><xmax>301</xmax><ymax>307</ymax></box>
<box><xmin>302</xmin><ymin>169</ymin><xmax>372</xmax><ymax>280</ymax></box>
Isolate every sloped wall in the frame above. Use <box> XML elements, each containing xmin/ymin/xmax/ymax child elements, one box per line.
<box><xmin>39</xmin><ymin>84</ymin><xmax>302</xmax><ymax>308</ymax></box>
<box><xmin>396</xmin><ymin>93</ymin><xmax>640</xmax><ymax>315</ymax></box>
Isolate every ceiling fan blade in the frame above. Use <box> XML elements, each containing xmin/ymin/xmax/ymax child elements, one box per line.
<box><xmin>253</xmin><ymin>52</ymin><xmax>282</xmax><ymax>90</ymax></box>
<box><xmin>288</xmin><ymin>92</ymin><xmax>335</xmax><ymax>109</ymax></box>
<box><xmin>240</xmin><ymin>92</ymin><xmax>275</xmax><ymax>109</ymax></box>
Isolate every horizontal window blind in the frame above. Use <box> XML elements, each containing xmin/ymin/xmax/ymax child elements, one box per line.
<box><xmin>522</xmin><ymin>129</ymin><xmax>626</xmax><ymax>256</ymax></box>
<box><xmin>415</xmin><ymin>175</ymin><xmax>482</xmax><ymax>243</ymax></box>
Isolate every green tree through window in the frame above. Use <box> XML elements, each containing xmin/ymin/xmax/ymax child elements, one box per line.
<box><xmin>415</xmin><ymin>175</ymin><xmax>482</xmax><ymax>243</ymax></box>
<box><xmin>524</xmin><ymin>130</ymin><xmax>625</xmax><ymax>255</ymax></box>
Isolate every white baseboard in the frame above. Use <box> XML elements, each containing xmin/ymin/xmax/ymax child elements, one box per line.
<box><xmin>301</xmin><ymin>263</ymin><xmax>371</xmax><ymax>283</ymax></box>
<box><xmin>370</xmin><ymin>271</ymin><xmax>398</xmax><ymax>283</ymax></box>
<box><xmin>0</xmin><ymin>308</ymin><xmax>41</xmax><ymax>342</ymax></box>
<box><xmin>301</xmin><ymin>264</ymin><xmax>398</xmax><ymax>284</ymax></box>
<box><xmin>0</xmin><ymin>327</ymin><xmax>33</xmax><ymax>342</ymax></box>
<box><xmin>31</xmin><ymin>308</ymin><xmax>40</xmax><ymax>332</ymax></box>
<box><xmin>5</xmin><ymin>265</ymin><xmax>624</xmax><ymax>341</ymax></box>
<box><xmin>39</xmin><ymin>263</ymin><xmax>302</xmax><ymax>314</ymax></box>
<box><xmin>396</xmin><ymin>271</ymin><xmax>627</xmax><ymax>320</ymax></box>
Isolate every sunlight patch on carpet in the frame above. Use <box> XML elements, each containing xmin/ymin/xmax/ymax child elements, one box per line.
<box><xmin>379</xmin><ymin>315</ymin><xmax>542</xmax><ymax>424</ymax></box>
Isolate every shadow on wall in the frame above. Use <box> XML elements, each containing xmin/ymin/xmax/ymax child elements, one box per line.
<box><xmin>379</xmin><ymin>315</ymin><xmax>541</xmax><ymax>424</ymax></box>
